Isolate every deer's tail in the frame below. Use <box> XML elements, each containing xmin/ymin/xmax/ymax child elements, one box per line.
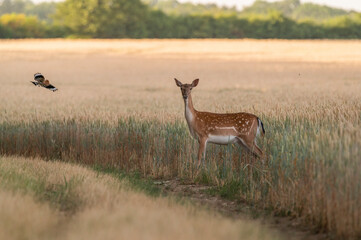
<box><xmin>257</xmin><ymin>118</ymin><xmax>265</xmax><ymax>137</ymax></box>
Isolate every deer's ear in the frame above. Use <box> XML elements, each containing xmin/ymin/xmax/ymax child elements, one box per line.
<box><xmin>192</xmin><ymin>79</ymin><xmax>199</xmax><ymax>87</ymax></box>
<box><xmin>174</xmin><ymin>78</ymin><xmax>182</xmax><ymax>87</ymax></box>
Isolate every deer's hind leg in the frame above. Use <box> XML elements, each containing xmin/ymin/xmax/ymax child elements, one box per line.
<box><xmin>236</xmin><ymin>137</ymin><xmax>263</xmax><ymax>158</ymax></box>
<box><xmin>250</xmin><ymin>141</ymin><xmax>263</xmax><ymax>158</ymax></box>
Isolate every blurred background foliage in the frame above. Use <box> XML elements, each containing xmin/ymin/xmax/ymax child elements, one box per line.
<box><xmin>0</xmin><ymin>0</ymin><xmax>360</xmax><ymax>38</ymax></box>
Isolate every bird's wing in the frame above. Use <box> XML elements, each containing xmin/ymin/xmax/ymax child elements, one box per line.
<box><xmin>45</xmin><ymin>84</ymin><xmax>58</xmax><ymax>92</ymax></box>
<box><xmin>30</xmin><ymin>81</ymin><xmax>39</xmax><ymax>86</ymax></box>
<box><xmin>34</xmin><ymin>73</ymin><xmax>45</xmax><ymax>82</ymax></box>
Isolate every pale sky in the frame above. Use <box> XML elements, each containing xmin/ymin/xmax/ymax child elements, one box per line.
<box><xmin>32</xmin><ymin>0</ymin><xmax>361</xmax><ymax>12</ymax></box>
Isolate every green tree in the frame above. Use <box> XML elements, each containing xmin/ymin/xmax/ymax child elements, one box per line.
<box><xmin>0</xmin><ymin>0</ymin><xmax>32</xmax><ymax>15</ymax></box>
<box><xmin>54</xmin><ymin>0</ymin><xmax>150</xmax><ymax>38</ymax></box>
<box><xmin>0</xmin><ymin>22</ymin><xmax>12</xmax><ymax>37</ymax></box>
<box><xmin>0</xmin><ymin>13</ymin><xmax>45</xmax><ymax>38</ymax></box>
<box><xmin>292</xmin><ymin>3</ymin><xmax>349</xmax><ymax>21</ymax></box>
<box><xmin>25</xmin><ymin>2</ymin><xmax>57</xmax><ymax>22</ymax></box>
<box><xmin>0</xmin><ymin>0</ymin><xmax>56</xmax><ymax>22</ymax></box>
<box><xmin>146</xmin><ymin>9</ymin><xmax>173</xmax><ymax>38</ymax></box>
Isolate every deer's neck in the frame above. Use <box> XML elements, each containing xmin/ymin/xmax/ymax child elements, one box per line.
<box><xmin>184</xmin><ymin>94</ymin><xmax>197</xmax><ymax>137</ymax></box>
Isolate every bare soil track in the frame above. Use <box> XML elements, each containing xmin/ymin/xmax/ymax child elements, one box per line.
<box><xmin>157</xmin><ymin>179</ymin><xmax>330</xmax><ymax>240</ymax></box>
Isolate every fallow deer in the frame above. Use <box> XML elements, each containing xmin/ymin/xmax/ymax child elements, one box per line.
<box><xmin>175</xmin><ymin>78</ymin><xmax>265</xmax><ymax>166</ymax></box>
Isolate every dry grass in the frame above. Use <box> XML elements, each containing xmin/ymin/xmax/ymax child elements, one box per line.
<box><xmin>0</xmin><ymin>190</ymin><xmax>59</xmax><ymax>240</ymax></box>
<box><xmin>0</xmin><ymin>39</ymin><xmax>360</xmax><ymax>122</ymax></box>
<box><xmin>0</xmin><ymin>156</ymin><xmax>280</xmax><ymax>240</ymax></box>
<box><xmin>1</xmin><ymin>39</ymin><xmax>361</xmax><ymax>62</ymax></box>
<box><xmin>0</xmin><ymin>39</ymin><xmax>360</xmax><ymax>239</ymax></box>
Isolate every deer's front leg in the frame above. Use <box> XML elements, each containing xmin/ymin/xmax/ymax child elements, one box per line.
<box><xmin>197</xmin><ymin>137</ymin><xmax>207</xmax><ymax>166</ymax></box>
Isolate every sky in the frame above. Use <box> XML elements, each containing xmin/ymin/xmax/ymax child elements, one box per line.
<box><xmin>32</xmin><ymin>0</ymin><xmax>361</xmax><ymax>12</ymax></box>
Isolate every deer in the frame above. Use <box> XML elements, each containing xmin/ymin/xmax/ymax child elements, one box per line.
<box><xmin>175</xmin><ymin>78</ymin><xmax>265</xmax><ymax>166</ymax></box>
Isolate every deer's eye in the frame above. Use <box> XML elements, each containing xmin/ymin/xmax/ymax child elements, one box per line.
<box><xmin>190</xmin><ymin>88</ymin><xmax>193</xmax><ymax>90</ymax></box>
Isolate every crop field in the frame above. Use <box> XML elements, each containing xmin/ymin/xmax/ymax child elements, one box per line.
<box><xmin>0</xmin><ymin>39</ymin><xmax>360</xmax><ymax>239</ymax></box>
<box><xmin>0</xmin><ymin>156</ymin><xmax>281</xmax><ymax>240</ymax></box>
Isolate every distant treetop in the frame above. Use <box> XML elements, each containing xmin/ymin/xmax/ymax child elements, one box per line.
<box><xmin>142</xmin><ymin>0</ymin><xmax>354</xmax><ymax>22</ymax></box>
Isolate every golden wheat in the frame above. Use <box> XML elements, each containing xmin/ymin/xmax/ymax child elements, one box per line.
<box><xmin>0</xmin><ymin>39</ymin><xmax>360</xmax><ymax>123</ymax></box>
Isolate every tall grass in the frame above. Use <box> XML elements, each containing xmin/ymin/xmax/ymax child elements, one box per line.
<box><xmin>1</xmin><ymin>113</ymin><xmax>360</xmax><ymax>238</ymax></box>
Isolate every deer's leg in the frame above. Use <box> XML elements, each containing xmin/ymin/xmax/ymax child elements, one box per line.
<box><xmin>248</xmin><ymin>140</ymin><xmax>266</xmax><ymax>164</ymax></box>
<box><xmin>197</xmin><ymin>137</ymin><xmax>207</xmax><ymax>166</ymax></box>
<box><xmin>236</xmin><ymin>138</ymin><xmax>251</xmax><ymax>154</ymax></box>
<box><xmin>236</xmin><ymin>137</ymin><xmax>262</xmax><ymax>158</ymax></box>
<box><xmin>249</xmin><ymin>141</ymin><xmax>263</xmax><ymax>158</ymax></box>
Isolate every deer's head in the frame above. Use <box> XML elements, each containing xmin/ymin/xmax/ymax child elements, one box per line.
<box><xmin>174</xmin><ymin>78</ymin><xmax>199</xmax><ymax>100</ymax></box>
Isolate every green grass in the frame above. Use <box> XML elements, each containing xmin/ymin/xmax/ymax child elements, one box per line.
<box><xmin>92</xmin><ymin>165</ymin><xmax>162</xmax><ymax>198</ymax></box>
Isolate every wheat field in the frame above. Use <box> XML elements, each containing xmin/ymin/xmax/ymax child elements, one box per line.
<box><xmin>0</xmin><ymin>39</ymin><xmax>360</xmax><ymax>122</ymax></box>
<box><xmin>0</xmin><ymin>156</ymin><xmax>282</xmax><ymax>240</ymax></box>
<box><xmin>0</xmin><ymin>39</ymin><xmax>360</xmax><ymax>239</ymax></box>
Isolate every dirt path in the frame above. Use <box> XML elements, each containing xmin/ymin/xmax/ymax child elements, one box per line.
<box><xmin>156</xmin><ymin>179</ymin><xmax>330</xmax><ymax>240</ymax></box>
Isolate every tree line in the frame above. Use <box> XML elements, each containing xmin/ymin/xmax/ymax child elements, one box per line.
<box><xmin>146</xmin><ymin>0</ymin><xmax>354</xmax><ymax>22</ymax></box>
<box><xmin>0</xmin><ymin>0</ymin><xmax>361</xmax><ymax>39</ymax></box>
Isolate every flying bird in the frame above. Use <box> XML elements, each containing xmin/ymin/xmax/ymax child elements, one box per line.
<box><xmin>31</xmin><ymin>73</ymin><xmax>58</xmax><ymax>92</ymax></box>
